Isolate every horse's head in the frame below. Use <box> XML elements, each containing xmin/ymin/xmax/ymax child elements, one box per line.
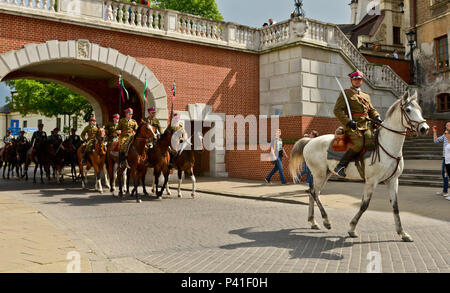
<box><xmin>139</xmin><ymin>120</ymin><xmax>157</xmax><ymax>140</ymax></box>
<box><xmin>97</xmin><ymin>127</ymin><xmax>106</xmax><ymax>141</ymax></box>
<box><xmin>399</xmin><ymin>91</ymin><xmax>429</xmax><ymax>136</ymax></box>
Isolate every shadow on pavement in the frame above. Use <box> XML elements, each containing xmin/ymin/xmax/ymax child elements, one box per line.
<box><xmin>220</xmin><ymin>227</ymin><xmax>399</xmax><ymax>261</ymax></box>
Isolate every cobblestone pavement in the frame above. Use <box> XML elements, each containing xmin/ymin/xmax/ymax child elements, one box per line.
<box><xmin>0</xmin><ymin>178</ymin><xmax>449</xmax><ymax>273</ymax></box>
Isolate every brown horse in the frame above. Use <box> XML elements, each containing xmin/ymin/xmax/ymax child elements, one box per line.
<box><xmin>48</xmin><ymin>136</ymin><xmax>65</xmax><ymax>183</ymax></box>
<box><xmin>146</xmin><ymin>128</ymin><xmax>174</xmax><ymax>199</ymax></box>
<box><xmin>117</xmin><ymin>121</ymin><xmax>156</xmax><ymax>203</ymax></box>
<box><xmin>106</xmin><ymin>139</ymin><xmax>125</xmax><ymax>196</ymax></box>
<box><xmin>151</xmin><ymin>132</ymin><xmax>204</xmax><ymax>198</ymax></box>
<box><xmin>1</xmin><ymin>139</ymin><xmax>19</xmax><ymax>180</ymax></box>
<box><xmin>77</xmin><ymin>127</ymin><xmax>109</xmax><ymax>193</ymax></box>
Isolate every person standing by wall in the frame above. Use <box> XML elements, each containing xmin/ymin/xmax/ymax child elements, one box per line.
<box><xmin>434</xmin><ymin>121</ymin><xmax>450</xmax><ymax>197</ymax></box>
<box><xmin>265</xmin><ymin>129</ymin><xmax>288</xmax><ymax>185</ymax></box>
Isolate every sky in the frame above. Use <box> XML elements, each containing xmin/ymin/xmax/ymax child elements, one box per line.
<box><xmin>215</xmin><ymin>0</ymin><xmax>351</xmax><ymax>28</ymax></box>
<box><xmin>0</xmin><ymin>0</ymin><xmax>351</xmax><ymax>107</ymax></box>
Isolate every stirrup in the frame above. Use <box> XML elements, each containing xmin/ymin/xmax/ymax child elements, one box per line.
<box><xmin>334</xmin><ymin>165</ymin><xmax>347</xmax><ymax>177</ymax></box>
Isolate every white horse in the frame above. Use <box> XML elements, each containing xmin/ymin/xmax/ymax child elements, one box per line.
<box><xmin>289</xmin><ymin>91</ymin><xmax>429</xmax><ymax>242</ymax></box>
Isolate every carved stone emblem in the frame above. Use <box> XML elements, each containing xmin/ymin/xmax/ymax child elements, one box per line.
<box><xmin>77</xmin><ymin>40</ymin><xmax>90</xmax><ymax>59</ymax></box>
<box><xmin>292</xmin><ymin>19</ymin><xmax>309</xmax><ymax>38</ymax></box>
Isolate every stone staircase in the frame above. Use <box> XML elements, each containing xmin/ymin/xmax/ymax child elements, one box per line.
<box><xmin>403</xmin><ymin>136</ymin><xmax>442</xmax><ymax>160</ymax></box>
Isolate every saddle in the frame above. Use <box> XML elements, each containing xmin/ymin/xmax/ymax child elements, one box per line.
<box><xmin>328</xmin><ymin>127</ymin><xmax>373</xmax><ymax>179</ymax></box>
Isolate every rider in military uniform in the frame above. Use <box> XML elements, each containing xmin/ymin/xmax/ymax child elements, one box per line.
<box><xmin>333</xmin><ymin>71</ymin><xmax>383</xmax><ymax>177</ymax></box>
<box><xmin>68</xmin><ymin>128</ymin><xmax>82</xmax><ymax>150</ymax></box>
<box><xmin>49</xmin><ymin>128</ymin><xmax>62</xmax><ymax>145</ymax></box>
<box><xmin>2</xmin><ymin>130</ymin><xmax>13</xmax><ymax>158</ymax></box>
<box><xmin>144</xmin><ymin>108</ymin><xmax>162</xmax><ymax>148</ymax></box>
<box><xmin>105</xmin><ymin>114</ymin><xmax>120</xmax><ymax>146</ymax></box>
<box><xmin>30</xmin><ymin>124</ymin><xmax>47</xmax><ymax>162</ymax></box>
<box><xmin>17</xmin><ymin>130</ymin><xmax>29</xmax><ymax>144</ymax></box>
<box><xmin>165</xmin><ymin>113</ymin><xmax>188</xmax><ymax>169</ymax></box>
<box><xmin>80</xmin><ymin>117</ymin><xmax>99</xmax><ymax>164</ymax></box>
<box><xmin>117</xmin><ymin>108</ymin><xmax>138</xmax><ymax>168</ymax></box>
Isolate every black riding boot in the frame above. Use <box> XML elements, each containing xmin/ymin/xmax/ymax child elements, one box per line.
<box><xmin>334</xmin><ymin>149</ymin><xmax>358</xmax><ymax>177</ymax></box>
<box><xmin>119</xmin><ymin>152</ymin><xmax>130</xmax><ymax>169</ymax></box>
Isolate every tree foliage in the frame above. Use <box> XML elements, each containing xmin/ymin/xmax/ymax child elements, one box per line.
<box><xmin>125</xmin><ymin>0</ymin><xmax>223</xmax><ymax>21</ymax></box>
<box><xmin>5</xmin><ymin>79</ymin><xmax>93</xmax><ymax>120</ymax></box>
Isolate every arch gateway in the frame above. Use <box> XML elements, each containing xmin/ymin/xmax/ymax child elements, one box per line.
<box><xmin>0</xmin><ymin>39</ymin><xmax>169</xmax><ymax>126</ymax></box>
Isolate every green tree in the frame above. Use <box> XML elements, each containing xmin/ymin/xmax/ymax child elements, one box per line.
<box><xmin>124</xmin><ymin>0</ymin><xmax>223</xmax><ymax>21</ymax></box>
<box><xmin>156</xmin><ymin>0</ymin><xmax>223</xmax><ymax>20</ymax></box>
<box><xmin>5</xmin><ymin>79</ymin><xmax>93</xmax><ymax>126</ymax></box>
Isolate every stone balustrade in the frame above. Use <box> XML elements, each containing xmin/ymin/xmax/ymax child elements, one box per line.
<box><xmin>0</xmin><ymin>0</ymin><xmax>409</xmax><ymax>95</ymax></box>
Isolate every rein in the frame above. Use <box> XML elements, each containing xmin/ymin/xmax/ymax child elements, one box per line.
<box><xmin>367</xmin><ymin>102</ymin><xmax>426</xmax><ymax>182</ymax></box>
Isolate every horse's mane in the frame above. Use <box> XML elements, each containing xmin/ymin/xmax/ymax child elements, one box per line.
<box><xmin>385</xmin><ymin>99</ymin><xmax>402</xmax><ymax>120</ymax></box>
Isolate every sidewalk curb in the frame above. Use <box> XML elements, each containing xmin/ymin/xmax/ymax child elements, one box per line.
<box><xmin>171</xmin><ymin>186</ymin><xmax>309</xmax><ymax>206</ymax></box>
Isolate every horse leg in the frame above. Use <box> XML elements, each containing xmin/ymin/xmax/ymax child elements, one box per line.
<box><xmin>348</xmin><ymin>181</ymin><xmax>376</xmax><ymax>238</ymax></box>
<box><xmin>190</xmin><ymin>168</ymin><xmax>196</xmax><ymax>198</ymax></box>
<box><xmin>160</xmin><ymin>171</ymin><xmax>170</xmax><ymax>199</ymax></box>
<box><xmin>117</xmin><ymin>168</ymin><xmax>124</xmax><ymax>199</ymax></box>
<box><xmin>40</xmin><ymin>164</ymin><xmax>44</xmax><ymax>184</ymax></box>
<box><xmin>142</xmin><ymin>171</ymin><xmax>149</xmax><ymax>197</ymax></box>
<box><xmin>103</xmin><ymin>165</ymin><xmax>110</xmax><ymax>190</ymax></box>
<box><xmin>126</xmin><ymin>169</ymin><xmax>131</xmax><ymax>195</ymax></box>
<box><xmin>96</xmin><ymin>171</ymin><xmax>103</xmax><ymax>194</ymax></box>
<box><xmin>309</xmin><ymin>172</ymin><xmax>332</xmax><ymax>230</ymax></box>
<box><xmin>154</xmin><ymin>170</ymin><xmax>162</xmax><ymax>199</ymax></box>
<box><xmin>177</xmin><ymin>170</ymin><xmax>183</xmax><ymax>198</ymax></box>
<box><xmin>386</xmin><ymin>178</ymin><xmax>413</xmax><ymax>242</ymax></box>
<box><xmin>33</xmin><ymin>163</ymin><xmax>38</xmax><ymax>183</ymax></box>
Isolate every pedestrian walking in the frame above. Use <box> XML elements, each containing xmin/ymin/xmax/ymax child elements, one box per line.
<box><xmin>265</xmin><ymin>129</ymin><xmax>288</xmax><ymax>185</ymax></box>
<box><xmin>433</xmin><ymin>121</ymin><xmax>450</xmax><ymax>197</ymax></box>
<box><xmin>443</xmin><ymin>130</ymin><xmax>450</xmax><ymax>200</ymax></box>
<box><xmin>296</xmin><ymin>130</ymin><xmax>318</xmax><ymax>192</ymax></box>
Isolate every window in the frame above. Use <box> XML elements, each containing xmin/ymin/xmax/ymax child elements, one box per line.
<box><xmin>73</xmin><ymin>117</ymin><xmax>78</xmax><ymax>130</ymax></box>
<box><xmin>37</xmin><ymin>119</ymin><xmax>42</xmax><ymax>127</ymax></box>
<box><xmin>23</xmin><ymin>120</ymin><xmax>27</xmax><ymax>128</ymax></box>
<box><xmin>435</xmin><ymin>35</ymin><xmax>449</xmax><ymax>70</ymax></box>
<box><xmin>393</xmin><ymin>27</ymin><xmax>401</xmax><ymax>45</ymax></box>
<box><xmin>57</xmin><ymin>117</ymin><xmax>61</xmax><ymax>130</ymax></box>
<box><xmin>437</xmin><ymin>93</ymin><xmax>450</xmax><ymax>112</ymax></box>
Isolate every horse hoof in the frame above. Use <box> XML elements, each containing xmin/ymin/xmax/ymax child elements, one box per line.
<box><xmin>178</xmin><ymin>193</ymin><xmax>182</xmax><ymax>198</ymax></box>
<box><xmin>323</xmin><ymin>222</ymin><xmax>332</xmax><ymax>230</ymax></box>
<box><xmin>191</xmin><ymin>193</ymin><xmax>195</xmax><ymax>198</ymax></box>
<box><xmin>401</xmin><ymin>233</ymin><xmax>414</xmax><ymax>242</ymax></box>
<box><xmin>311</xmin><ymin>224</ymin><xmax>321</xmax><ymax>230</ymax></box>
<box><xmin>348</xmin><ymin>231</ymin><xmax>359</xmax><ymax>238</ymax></box>
<box><xmin>136</xmin><ymin>199</ymin><xmax>142</xmax><ymax>203</ymax></box>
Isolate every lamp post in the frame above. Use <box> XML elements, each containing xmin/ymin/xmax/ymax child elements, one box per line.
<box><xmin>406</xmin><ymin>29</ymin><xmax>416</xmax><ymax>84</ymax></box>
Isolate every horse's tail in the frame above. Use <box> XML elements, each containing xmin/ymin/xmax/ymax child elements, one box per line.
<box><xmin>289</xmin><ymin>138</ymin><xmax>311</xmax><ymax>181</ymax></box>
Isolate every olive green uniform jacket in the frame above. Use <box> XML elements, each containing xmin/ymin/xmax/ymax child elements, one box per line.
<box><xmin>333</xmin><ymin>88</ymin><xmax>379</xmax><ymax>152</ymax></box>
<box><xmin>117</xmin><ymin>118</ymin><xmax>138</xmax><ymax>153</ymax></box>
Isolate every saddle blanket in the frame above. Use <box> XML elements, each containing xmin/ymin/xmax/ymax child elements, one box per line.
<box><xmin>327</xmin><ymin>137</ymin><xmax>372</xmax><ymax>161</ymax></box>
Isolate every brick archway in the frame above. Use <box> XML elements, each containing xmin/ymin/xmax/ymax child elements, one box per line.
<box><xmin>0</xmin><ymin>39</ymin><xmax>168</xmax><ymax>125</ymax></box>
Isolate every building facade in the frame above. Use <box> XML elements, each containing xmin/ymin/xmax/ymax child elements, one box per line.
<box><xmin>413</xmin><ymin>0</ymin><xmax>450</xmax><ymax>118</ymax></box>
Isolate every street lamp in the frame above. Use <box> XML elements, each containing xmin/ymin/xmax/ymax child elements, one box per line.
<box><xmin>406</xmin><ymin>29</ymin><xmax>416</xmax><ymax>84</ymax></box>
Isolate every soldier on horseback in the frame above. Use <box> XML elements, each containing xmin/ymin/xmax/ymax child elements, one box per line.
<box><xmin>1</xmin><ymin>130</ymin><xmax>13</xmax><ymax>159</ymax></box>
<box><xmin>165</xmin><ymin>113</ymin><xmax>188</xmax><ymax>169</ymax></box>
<box><xmin>117</xmin><ymin>108</ymin><xmax>138</xmax><ymax>169</ymax></box>
<box><xmin>49</xmin><ymin>128</ymin><xmax>62</xmax><ymax>145</ymax></box>
<box><xmin>144</xmin><ymin>108</ymin><xmax>162</xmax><ymax>148</ymax></box>
<box><xmin>333</xmin><ymin>71</ymin><xmax>383</xmax><ymax>177</ymax></box>
<box><xmin>68</xmin><ymin>128</ymin><xmax>82</xmax><ymax>149</ymax></box>
<box><xmin>17</xmin><ymin>130</ymin><xmax>29</xmax><ymax>144</ymax></box>
<box><xmin>105</xmin><ymin>114</ymin><xmax>120</xmax><ymax>146</ymax></box>
<box><xmin>80</xmin><ymin>117</ymin><xmax>98</xmax><ymax>164</ymax></box>
<box><xmin>30</xmin><ymin>124</ymin><xmax>47</xmax><ymax>162</ymax></box>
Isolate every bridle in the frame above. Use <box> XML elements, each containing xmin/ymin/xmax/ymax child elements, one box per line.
<box><xmin>369</xmin><ymin>99</ymin><xmax>427</xmax><ymax>182</ymax></box>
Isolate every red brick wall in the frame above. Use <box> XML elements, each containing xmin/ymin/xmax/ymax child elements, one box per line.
<box><xmin>0</xmin><ymin>13</ymin><xmax>259</xmax><ymax>118</ymax></box>
<box><xmin>226</xmin><ymin>116</ymin><xmax>341</xmax><ymax>181</ymax></box>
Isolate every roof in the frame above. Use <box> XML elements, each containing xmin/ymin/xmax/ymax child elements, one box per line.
<box><xmin>338</xmin><ymin>11</ymin><xmax>385</xmax><ymax>47</ymax></box>
<box><xmin>0</xmin><ymin>104</ymin><xmax>11</xmax><ymax>113</ymax></box>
